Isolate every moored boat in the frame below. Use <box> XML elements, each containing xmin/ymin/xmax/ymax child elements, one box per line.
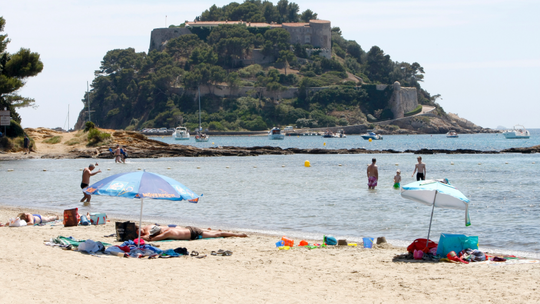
<box><xmin>268</xmin><ymin>127</ymin><xmax>285</xmax><ymax>140</ymax></box>
<box><xmin>446</xmin><ymin>130</ymin><xmax>459</xmax><ymax>138</ymax></box>
<box><xmin>172</xmin><ymin>127</ymin><xmax>190</xmax><ymax>140</ymax></box>
<box><xmin>503</xmin><ymin>125</ymin><xmax>530</xmax><ymax>139</ymax></box>
<box><xmin>360</xmin><ymin>130</ymin><xmax>383</xmax><ymax>140</ymax></box>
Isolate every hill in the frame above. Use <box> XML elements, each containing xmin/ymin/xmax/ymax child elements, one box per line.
<box><xmin>74</xmin><ymin>0</ymin><xmax>485</xmax><ymax>134</ymax></box>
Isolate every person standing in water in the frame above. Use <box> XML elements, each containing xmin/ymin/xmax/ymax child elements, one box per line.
<box><xmin>412</xmin><ymin>156</ymin><xmax>427</xmax><ymax>181</ymax></box>
<box><xmin>367</xmin><ymin>158</ymin><xmax>378</xmax><ymax>189</ymax></box>
<box><xmin>80</xmin><ymin>163</ymin><xmax>101</xmax><ymax>203</ymax></box>
<box><xmin>393</xmin><ymin>169</ymin><xmax>402</xmax><ymax>189</ymax></box>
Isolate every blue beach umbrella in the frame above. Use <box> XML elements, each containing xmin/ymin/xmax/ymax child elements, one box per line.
<box><xmin>84</xmin><ymin>170</ymin><xmax>201</xmax><ymax>245</ymax></box>
<box><xmin>401</xmin><ymin>180</ymin><xmax>470</xmax><ymax>244</ymax></box>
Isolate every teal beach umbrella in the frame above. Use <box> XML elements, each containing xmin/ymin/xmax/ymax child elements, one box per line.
<box><xmin>401</xmin><ymin>180</ymin><xmax>470</xmax><ymax>244</ymax></box>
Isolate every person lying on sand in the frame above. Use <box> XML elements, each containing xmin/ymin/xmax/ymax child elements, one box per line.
<box><xmin>15</xmin><ymin>213</ymin><xmax>59</xmax><ymax>225</ymax></box>
<box><xmin>138</xmin><ymin>225</ymin><xmax>247</xmax><ymax>241</ymax></box>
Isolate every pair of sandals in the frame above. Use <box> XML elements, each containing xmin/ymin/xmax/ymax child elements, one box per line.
<box><xmin>211</xmin><ymin>249</ymin><xmax>233</xmax><ymax>256</ymax></box>
<box><xmin>190</xmin><ymin>251</ymin><xmax>207</xmax><ymax>259</ymax></box>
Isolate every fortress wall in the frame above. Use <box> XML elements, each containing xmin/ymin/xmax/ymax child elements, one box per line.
<box><xmin>309</xmin><ymin>20</ymin><xmax>331</xmax><ymax>49</ymax></box>
<box><xmin>399</xmin><ymin>88</ymin><xmax>418</xmax><ymax>113</ymax></box>
<box><xmin>389</xmin><ymin>81</ymin><xmax>418</xmax><ymax>119</ymax></box>
<box><xmin>149</xmin><ymin>28</ymin><xmax>192</xmax><ymax>52</ymax></box>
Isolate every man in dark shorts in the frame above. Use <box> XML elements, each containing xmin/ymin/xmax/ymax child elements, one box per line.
<box><xmin>23</xmin><ymin>135</ymin><xmax>30</xmax><ymax>154</ymax></box>
<box><xmin>412</xmin><ymin>156</ymin><xmax>427</xmax><ymax>181</ymax></box>
<box><xmin>139</xmin><ymin>225</ymin><xmax>247</xmax><ymax>241</ymax></box>
<box><xmin>80</xmin><ymin>163</ymin><xmax>101</xmax><ymax>203</ymax></box>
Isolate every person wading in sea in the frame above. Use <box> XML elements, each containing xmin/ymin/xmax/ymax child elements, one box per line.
<box><xmin>412</xmin><ymin>156</ymin><xmax>427</xmax><ymax>181</ymax></box>
<box><xmin>80</xmin><ymin>163</ymin><xmax>101</xmax><ymax>203</ymax></box>
<box><xmin>367</xmin><ymin>158</ymin><xmax>378</xmax><ymax>190</ymax></box>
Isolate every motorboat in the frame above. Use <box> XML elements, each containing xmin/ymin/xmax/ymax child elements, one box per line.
<box><xmin>360</xmin><ymin>130</ymin><xmax>383</xmax><ymax>140</ymax></box>
<box><xmin>268</xmin><ymin>127</ymin><xmax>285</xmax><ymax>140</ymax></box>
<box><xmin>503</xmin><ymin>125</ymin><xmax>530</xmax><ymax>139</ymax></box>
<box><xmin>194</xmin><ymin>87</ymin><xmax>209</xmax><ymax>142</ymax></box>
<box><xmin>172</xmin><ymin>127</ymin><xmax>190</xmax><ymax>140</ymax></box>
<box><xmin>446</xmin><ymin>130</ymin><xmax>458</xmax><ymax>138</ymax></box>
<box><xmin>323</xmin><ymin>129</ymin><xmax>346</xmax><ymax>138</ymax></box>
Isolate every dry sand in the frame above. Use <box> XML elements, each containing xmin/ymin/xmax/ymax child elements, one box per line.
<box><xmin>1</xmin><ymin>205</ymin><xmax>539</xmax><ymax>304</ymax></box>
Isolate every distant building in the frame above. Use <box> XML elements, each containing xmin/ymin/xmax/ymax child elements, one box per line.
<box><xmin>149</xmin><ymin>19</ymin><xmax>332</xmax><ymax>59</ymax></box>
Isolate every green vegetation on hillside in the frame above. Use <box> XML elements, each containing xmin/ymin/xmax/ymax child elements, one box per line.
<box><xmin>80</xmin><ymin>1</ymin><xmax>438</xmax><ymax>131</ymax></box>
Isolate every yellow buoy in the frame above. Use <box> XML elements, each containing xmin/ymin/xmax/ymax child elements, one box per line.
<box><xmin>323</xmin><ymin>142</ymin><xmax>326</xmax><ymax>146</ymax></box>
<box><xmin>369</xmin><ymin>138</ymin><xmax>372</xmax><ymax>142</ymax></box>
<box><xmin>304</xmin><ymin>160</ymin><xmax>311</xmax><ymax>167</ymax></box>
<box><xmin>212</xmin><ymin>142</ymin><xmax>214</xmax><ymax>145</ymax></box>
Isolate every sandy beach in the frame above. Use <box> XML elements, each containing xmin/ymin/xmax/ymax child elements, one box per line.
<box><xmin>0</xmin><ymin>204</ymin><xmax>539</xmax><ymax>304</ymax></box>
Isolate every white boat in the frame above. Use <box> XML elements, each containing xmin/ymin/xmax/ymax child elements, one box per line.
<box><xmin>446</xmin><ymin>130</ymin><xmax>459</xmax><ymax>138</ymax></box>
<box><xmin>361</xmin><ymin>130</ymin><xmax>383</xmax><ymax>140</ymax></box>
<box><xmin>323</xmin><ymin>129</ymin><xmax>346</xmax><ymax>138</ymax></box>
<box><xmin>172</xmin><ymin>126</ymin><xmax>190</xmax><ymax>140</ymax></box>
<box><xmin>268</xmin><ymin>127</ymin><xmax>285</xmax><ymax>140</ymax></box>
<box><xmin>503</xmin><ymin>125</ymin><xmax>530</xmax><ymax>139</ymax></box>
<box><xmin>194</xmin><ymin>87</ymin><xmax>209</xmax><ymax>142</ymax></box>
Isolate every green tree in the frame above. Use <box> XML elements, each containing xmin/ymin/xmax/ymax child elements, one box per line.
<box><xmin>0</xmin><ymin>17</ymin><xmax>44</xmax><ymax>122</ymax></box>
<box><xmin>300</xmin><ymin>9</ymin><xmax>317</xmax><ymax>22</ymax></box>
<box><xmin>262</xmin><ymin>28</ymin><xmax>291</xmax><ymax>58</ymax></box>
<box><xmin>207</xmin><ymin>24</ymin><xmax>254</xmax><ymax>67</ymax></box>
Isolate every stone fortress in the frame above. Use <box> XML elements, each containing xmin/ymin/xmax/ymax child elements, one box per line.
<box><xmin>148</xmin><ymin>19</ymin><xmax>418</xmax><ymax>120</ymax></box>
<box><xmin>149</xmin><ymin>19</ymin><xmax>332</xmax><ymax>59</ymax></box>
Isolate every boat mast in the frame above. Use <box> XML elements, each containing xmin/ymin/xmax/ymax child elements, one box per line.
<box><xmin>198</xmin><ymin>86</ymin><xmax>202</xmax><ymax>132</ymax></box>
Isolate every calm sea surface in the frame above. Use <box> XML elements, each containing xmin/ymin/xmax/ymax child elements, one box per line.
<box><xmin>1</xmin><ymin>130</ymin><xmax>539</xmax><ymax>257</ymax></box>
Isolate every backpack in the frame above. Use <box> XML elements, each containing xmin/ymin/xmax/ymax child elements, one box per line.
<box><xmin>407</xmin><ymin>238</ymin><xmax>438</xmax><ymax>253</ymax></box>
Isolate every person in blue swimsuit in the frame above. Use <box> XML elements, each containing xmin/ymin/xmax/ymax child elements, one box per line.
<box><xmin>16</xmin><ymin>213</ymin><xmax>59</xmax><ymax>225</ymax></box>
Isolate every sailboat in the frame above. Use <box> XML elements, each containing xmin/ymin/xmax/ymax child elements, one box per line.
<box><xmin>195</xmin><ymin>87</ymin><xmax>209</xmax><ymax>142</ymax></box>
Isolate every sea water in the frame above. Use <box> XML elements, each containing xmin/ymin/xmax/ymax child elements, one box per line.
<box><xmin>1</xmin><ymin>133</ymin><xmax>539</xmax><ymax>257</ymax></box>
<box><xmin>153</xmin><ymin>129</ymin><xmax>540</xmax><ymax>151</ymax></box>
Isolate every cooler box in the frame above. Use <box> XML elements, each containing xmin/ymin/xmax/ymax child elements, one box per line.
<box><xmin>89</xmin><ymin>213</ymin><xmax>107</xmax><ymax>225</ymax></box>
<box><xmin>436</xmin><ymin>233</ymin><xmax>478</xmax><ymax>257</ymax></box>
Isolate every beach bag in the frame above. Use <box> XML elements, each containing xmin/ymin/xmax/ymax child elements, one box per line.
<box><xmin>63</xmin><ymin>208</ymin><xmax>79</xmax><ymax>227</ymax></box>
<box><xmin>436</xmin><ymin>234</ymin><xmax>478</xmax><ymax>257</ymax></box>
<box><xmin>89</xmin><ymin>213</ymin><xmax>107</xmax><ymax>225</ymax></box>
<box><xmin>407</xmin><ymin>238</ymin><xmax>438</xmax><ymax>253</ymax></box>
<box><xmin>115</xmin><ymin>221</ymin><xmax>138</xmax><ymax>242</ymax></box>
<box><xmin>8</xmin><ymin>218</ymin><xmax>27</xmax><ymax>227</ymax></box>
<box><xmin>324</xmin><ymin>235</ymin><xmax>338</xmax><ymax>246</ymax></box>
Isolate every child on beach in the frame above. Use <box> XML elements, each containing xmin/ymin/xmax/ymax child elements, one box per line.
<box><xmin>393</xmin><ymin>169</ymin><xmax>401</xmax><ymax>189</ymax></box>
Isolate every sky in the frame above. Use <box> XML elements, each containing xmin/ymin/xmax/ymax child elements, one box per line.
<box><xmin>3</xmin><ymin>0</ymin><xmax>540</xmax><ymax>129</ymax></box>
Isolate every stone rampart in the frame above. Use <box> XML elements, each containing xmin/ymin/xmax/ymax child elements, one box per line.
<box><xmin>149</xmin><ymin>27</ymin><xmax>193</xmax><ymax>52</ymax></box>
<box><xmin>388</xmin><ymin>81</ymin><xmax>418</xmax><ymax>119</ymax></box>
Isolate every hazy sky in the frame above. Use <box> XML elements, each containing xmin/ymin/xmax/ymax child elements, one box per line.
<box><xmin>3</xmin><ymin>0</ymin><xmax>539</xmax><ymax>129</ymax></box>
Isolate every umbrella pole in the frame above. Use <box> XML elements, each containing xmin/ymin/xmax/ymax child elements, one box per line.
<box><xmin>425</xmin><ymin>191</ymin><xmax>438</xmax><ymax>251</ymax></box>
<box><xmin>138</xmin><ymin>198</ymin><xmax>144</xmax><ymax>248</ymax></box>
